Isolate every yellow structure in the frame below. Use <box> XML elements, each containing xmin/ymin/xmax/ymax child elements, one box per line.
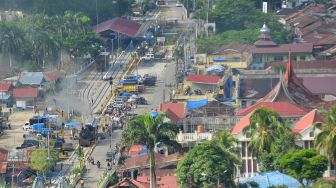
<box><xmin>207</xmin><ymin>49</ymin><xmax>251</xmax><ymax>69</ymax></box>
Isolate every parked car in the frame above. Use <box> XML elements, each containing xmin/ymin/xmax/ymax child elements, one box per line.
<box><xmin>63</xmin><ymin>143</ymin><xmax>74</xmax><ymax>151</ymax></box>
<box><xmin>106</xmin><ymin>151</ymin><xmax>115</xmax><ymax>162</ymax></box>
<box><xmin>22</xmin><ymin>122</ymin><xmax>32</xmax><ymax>131</ymax></box>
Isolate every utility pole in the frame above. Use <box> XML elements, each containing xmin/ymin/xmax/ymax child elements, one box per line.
<box><xmin>95</xmin><ymin>0</ymin><xmax>99</xmax><ymax>26</ymax></box>
<box><xmin>206</xmin><ymin>0</ymin><xmax>210</xmax><ymax>24</ymax></box>
<box><xmin>183</xmin><ymin>36</ymin><xmax>186</xmax><ymax>73</ymax></box>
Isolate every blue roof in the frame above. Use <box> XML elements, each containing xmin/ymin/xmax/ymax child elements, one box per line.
<box><xmin>19</xmin><ymin>72</ymin><xmax>44</xmax><ymax>85</ymax></box>
<box><xmin>241</xmin><ymin>171</ymin><xmax>302</xmax><ymax>188</ymax></box>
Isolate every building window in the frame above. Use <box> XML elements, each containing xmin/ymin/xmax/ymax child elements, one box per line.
<box><xmin>241</xmin><ymin>160</ymin><xmax>246</xmax><ymax>173</ymax></box>
<box><xmin>242</xmin><ymin>142</ymin><xmax>247</xmax><ymax>157</ymax></box>
<box><xmin>248</xmin><ymin>159</ymin><xmax>252</xmax><ymax>173</ymax></box>
<box><xmin>300</xmin><ymin>55</ymin><xmax>306</xmax><ymax>61</ymax></box>
<box><xmin>274</xmin><ymin>55</ymin><xmax>284</xmax><ymax>61</ymax></box>
<box><xmin>309</xmin><ymin>131</ymin><xmax>314</xmax><ymax>137</ymax></box>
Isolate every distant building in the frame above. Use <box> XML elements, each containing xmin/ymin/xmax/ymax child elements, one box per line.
<box><xmin>249</xmin><ymin>24</ymin><xmax>314</xmax><ymax>69</ymax></box>
<box><xmin>207</xmin><ymin>43</ymin><xmax>251</xmax><ymax>69</ymax></box>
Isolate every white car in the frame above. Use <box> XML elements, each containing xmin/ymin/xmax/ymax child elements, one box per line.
<box><xmin>23</xmin><ymin>122</ymin><xmax>32</xmax><ymax>131</ymax></box>
<box><xmin>176</xmin><ymin>3</ymin><xmax>183</xmax><ymax>7</ymax></box>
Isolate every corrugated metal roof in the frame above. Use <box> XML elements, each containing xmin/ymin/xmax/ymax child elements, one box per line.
<box><xmin>249</xmin><ymin>43</ymin><xmax>313</xmax><ymax>54</ymax></box>
<box><xmin>13</xmin><ymin>87</ymin><xmax>38</xmax><ymax>98</ymax></box>
<box><xmin>187</xmin><ymin>74</ymin><xmax>220</xmax><ymax>84</ymax></box>
<box><xmin>19</xmin><ymin>72</ymin><xmax>44</xmax><ymax>85</ymax></box>
<box><xmin>94</xmin><ymin>17</ymin><xmax>141</xmax><ymax>38</ymax></box>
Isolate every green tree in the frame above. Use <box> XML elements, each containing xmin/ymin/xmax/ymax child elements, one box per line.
<box><xmin>122</xmin><ymin>113</ymin><xmax>180</xmax><ymax>188</ymax></box>
<box><xmin>75</xmin><ymin>146</ymin><xmax>84</xmax><ymax>167</ymax></box>
<box><xmin>29</xmin><ymin>148</ymin><xmax>58</xmax><ymax>174</ymax></box>
<box><xmin>64</xmin><ymin>32</ymin><xmax>104</xmax><ymax>60</ymax></box>
<box><xmin>0</xmin><ymin>21</ymin><xmax>25</xmax><ymax>67</ymax></box>
<box><xmin>314</xmin><ymin>106</ymin><xmax>336</xmax><ymax>173</ymax></box>
<box><xmin>312</xmin><ymin>178</ymin><xmax>336</xmax><ymax>188</ymax></box>
<box><xmin>257</xmin><ymin>123</ymin><xmax>298</xmax><ymax>172</ymax></box>
<box><xmin>243</xmin><ymin>107</ymin><xmax>288</xmax><ymax>157</ymax></box>
<box><xmin>212</xmin><ymin>130</ymin><xmax>241</xmax><ymax>167</ymax></box>
<box><xmin>176</xmin><ymin>141</ymin><xmax>238</xmax><ymax>188</ymax></box>
<box><xmin>277</xmin><ymin>149</ymin><xmax>328</xmax><ymax>183</ymax></box>
<box><xmin>211</xmin><ymin>0</ymin><xmax>259</xmax><ymax>31</ymax></box>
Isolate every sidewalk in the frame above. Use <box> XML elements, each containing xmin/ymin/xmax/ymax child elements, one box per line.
<box><xmin>78</xmin><ymin>130</ymin><xmax>122</xmax><ymax>188</ymax></box>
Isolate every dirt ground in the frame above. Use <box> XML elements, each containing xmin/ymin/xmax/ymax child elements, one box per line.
<box><xmin>0</xmin><ymin>109</ymin><xmax>36</xmax><ymax>149</ymax></box>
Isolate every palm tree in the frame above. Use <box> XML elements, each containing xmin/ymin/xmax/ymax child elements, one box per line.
<box><xmin>0</xmin><ymin>21</ymin><xmax>24</xmax><ymax>67</ymax></box>
<box><xmin>212</xmin><ymin>130</ymin><xmax>241</xmax><ymax>181</ymax></box>
<box><xmin>243</xmin><ymin>107</ymin><xmax>287</xmax><ymax>156</ymax></box>
<box><xmin>314</xmin><ymin>106</ymin><xmax>336</xmax><ymax>175</ymax></box>
<box><xmin>122</xmin><ymin>112</ymin><xmax>180</xmax><ymax>188</ymax></box>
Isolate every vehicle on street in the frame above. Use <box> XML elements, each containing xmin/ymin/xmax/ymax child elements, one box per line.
<box><xmin>142</xmin><ymin>53</ymin><xmax>154</xmax><ymax>61</ymax></box>
<box><xmin>176</xmin><ymin>2</ymin><xmax>183</xmax><ymax>7</ymax></box>
<box><xmin>106</xmin><ymin>151</ymin><xmax>115</xmax><ymax>162</ymax></box>
<box><xmin>22</xmin><ymin>122</ymin><xmax>32</xmax><ymax>131</ymax></box>
<box><xmin>112</xmin><ymin>101</ymin><xmax>125</xmax><ymax>108</ymax></box>
<box><xmin>63</xmin><ymin>143</ymin><xmax>74</xmax><ymax>151</ymax></box>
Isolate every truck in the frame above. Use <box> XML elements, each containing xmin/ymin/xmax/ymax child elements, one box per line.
<box><xmin>116</xmin><ymin>85</ymin><xmax>144</xmax><ymax>93</ymax></box>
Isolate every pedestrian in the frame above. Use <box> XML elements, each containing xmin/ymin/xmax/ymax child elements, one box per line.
<box><xmin>91</xmin><ymin>98</ymin><xmax>94</xmax><ymax>104</ymax></box>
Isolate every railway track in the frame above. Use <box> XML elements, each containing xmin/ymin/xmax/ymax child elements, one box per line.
<box><xmin>91</xmin><ymin>51</ymin><xmax>132</xmax><ymax>112</ymax></box>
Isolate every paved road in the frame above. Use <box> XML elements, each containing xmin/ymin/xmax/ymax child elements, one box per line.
<box><xmin>133</xmin><ymin>60</ymin><xmax>176</xmax><ymax>114</ymax></box>
<box><xmin>79</xmin><ymin>130</ymin><xmax>122</xmax><ymax>188</ymax></box>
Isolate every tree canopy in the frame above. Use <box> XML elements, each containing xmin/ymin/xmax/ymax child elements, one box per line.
<box><xmin>28</xmin><ymin>148</ymin><xmax>58</xmax><ymax>173</ymax></box>
<box><xmin>314</xmin><ymin>105</ymin><xmax>336</xmax><ymax>163</ymax></box>
<box><xmin>122</xmin><ymin>113</ymin><xmax>180</xmax><ymax>188</ymax></box>
<box><xmin>195</xmin><ymin>0</ymin><xmax>288</xmax><ymax>53</ymax></box>
<box><xmin>0</xmin><ymin>0</ymin><xmax>133</xmax><ymax>24</ymax></box>
<box><xmin>277</xmin><ymin>149</ymin><xmax>328</xmax><ymax>183</ymax></box>
<box><xmin>176</xmin><ymin>141</ymin><xmax>238</xmax><ymax>188</ymax></box>
<box><xmin>0</xmin><ymin>11</ymin><xmax>103</xmax><ymax>70</ymax></box>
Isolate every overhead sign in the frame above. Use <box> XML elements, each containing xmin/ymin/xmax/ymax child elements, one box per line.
<box><xmin>157</xmin><ymin>37</ymin><xmax>166</xmax><ymax>43</ymax></box>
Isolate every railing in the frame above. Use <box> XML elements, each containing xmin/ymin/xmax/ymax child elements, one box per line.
<box><xmin>176</xmin><ymin>131</ymin><xmax>213</xmax><ymax>143</ymax></box>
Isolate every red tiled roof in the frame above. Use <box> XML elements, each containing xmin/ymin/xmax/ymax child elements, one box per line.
<box><xmin>292</xmin><ymin>109</ymin><xmax>324</xmax><ymax>133</ymax></box>
<box><xmin>231</xmin><ymin>113</ymin><xmax>252</xmax><ymax>135</ymax></box>
<box><xmin>0</xmin><ymin>82</ymin><xmax>12</xmax><ymax>92</ymax></box>
<box><xmin>254</xmin><ymin>40</ymin><xmax>278</xmax><ymax>47</ymax></box>
<box><xmin>249</xmin><ymin>43</ymin><xmax>313</xmax><ymax>54</ymax></box>
<box><xmin>94</xmin><ymin>17</ymin><xmax>141</xmax><ymax>38</ymax></box>
<box><xmin>136</xmin><ymin>174</ymin><xmax>179</xmax><ymax>188</ymax></box>
<box><xmin>0</xmin><ymin>148</ymin><xmax>8</xmax><ymax>162</ymax></box>
<box><xmin>0</xmin><ymin>162</ymin><xmax>7</xmax><ymax>174</ymax></box>
<box><xmin>43</xmin><ymin>71</ymin><xmax>62</xmax><ymax>81</ymax></box>
<box><xmin>236</xmin><ymin>102</ymin><xmax>308</xmax><ymax>117</ymax></box>
<box><xmin>112</xmin><ymin>178</ymin><xmax>147</xmax><ymax>188</ymax></box>
<box><xmin>13</xmin><ymin>87</ymin><xmax>38</xmax><ymax>98</ymax></box>
<box><xmin>160</xmin><ymin>102</ymin><xmax>185</xmax><ymax>123</ymax></box>
<box><xmin>187</xmin><ymin>74</ymin><xmax>220</xmax><ymax>84</ymax></box>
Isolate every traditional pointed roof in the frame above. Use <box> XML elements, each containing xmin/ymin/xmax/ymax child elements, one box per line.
<box><xmin>254</xmin><ymin>23</ymin><xmax>278</xmax><ymax>47</ymax></box>
<box><xmin>258</xmin><ymin>52</ymin><xmax>323</xmax><ymax>108</ymax></box>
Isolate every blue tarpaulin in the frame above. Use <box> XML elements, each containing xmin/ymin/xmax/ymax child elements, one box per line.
<box><xmin>225</xmin><ymin>76</ymin><xmax>234</xmax><ymax>98</ymax></box>
<box><xmin>241</xmin><ymin>171</ymin><xmax>301</xmax><ymax>188</ymax></box>
<box><xmin>150</xmin><ymin>111</ymin><xmax>158</xmax><ymax>117</ymax></box>
<box><xmin>121</xmin><ymin>92</ymin><xmax>132</xmax><ymax>97</ymax></box>
<box><xmin>187</xmin><ymin>99</ymin><xmax>208</xmax><ymax>110</ymax></box>
<box><xmin>213</xmin><ymin>57</ymin><xmax>225</xmax><ymax>62</ymax></box>
<box><xmin>33</xmin><ymin>123</ymin><xmax>45</xmax><ymax>132</ymax></box>
<box><xmin>66</xmin><ymin>122</ymin><xmax>80</xmax><ymax>127</ymax></box>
